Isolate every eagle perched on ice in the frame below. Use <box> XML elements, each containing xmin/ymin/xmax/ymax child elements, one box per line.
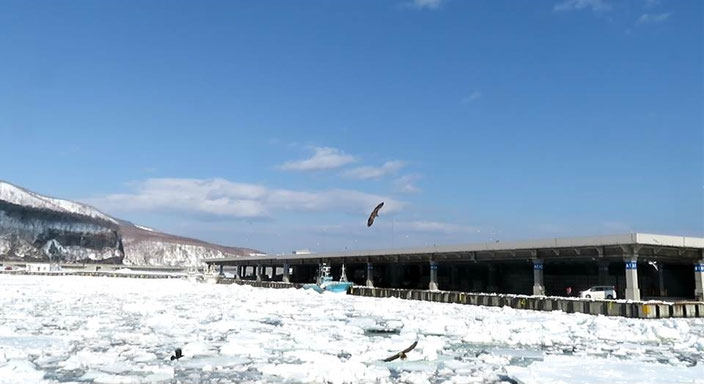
<box><xmin>367</xmin><ymin>202</ymin><xmax>384</xmax><ymax>227</ymax></box>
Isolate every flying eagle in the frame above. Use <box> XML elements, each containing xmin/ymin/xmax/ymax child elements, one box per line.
<box><xmin>367</xmin><ymin>202</ymin><xmax>384</xmax><ymax>227</ymax></box>
<box><xmin>170</xmin><ymin>348</ymin><xmax>183</xmax><ymax>361</ymax></box>
<box><xmin>382</xmin><ymin>340</ymin><xmax>418</xmax><ymax>362</ymax></box>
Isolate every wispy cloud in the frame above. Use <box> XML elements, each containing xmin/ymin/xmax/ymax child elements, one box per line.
<box><xmin>344</xmin><ymin>161</ymin><xmax>405</xmax><ymax>180</ymax></box>
<box><xmin>85</xmin><ymin>178</ymin><xmax>405</xmax><ymax>219</ymax></box>
<box><xmin>643</xmin><ymin>0</ymin><xmax>659</xmax><ymax>9</ymax></box>
<box><xmin>394</xmin><ymin>174</ymin><xmax>421</xmax><ymax>193</ymax></box>
<box><xmin>603</xmin><ymin>221</ymin><xmax>632</xmax><ymax>232</ymax></box>
<box><xmin>279</xmin><ymin>146</ymin><xmax>356</xmax><ymax>172</ymax></box>
<box><xmin>461</xmin><ymin>91</ymin><xmax>482</xmax><ymax>104</ymax></box>
<box><xmin>637</xmin><ymin>12</ymin><xmax>671</xmax><ymax>24</ymax></box>
<box><xmin>397</xmin><ymin>220</ymin><xmax>479</xmax><ymax>234</ymax></box>
<box><xmin>554</xmin><ymin>0</ymin><xmax>611</xmax><ymax>12</ymax></box>
<box><xmin>408</xmin><ymin>0</ymin><xmax>443</xmax><ymax>10</ymax></box>
<box><xmin>313</xmin><ymin>220</ymin><xmax>478</xmax><ymax>236</ymax></box>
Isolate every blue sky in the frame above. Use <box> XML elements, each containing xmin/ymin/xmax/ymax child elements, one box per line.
<box><xmin>1</xmin><ymin>0</ymin><xmax>702</xmax><ymax>253</ymax></box>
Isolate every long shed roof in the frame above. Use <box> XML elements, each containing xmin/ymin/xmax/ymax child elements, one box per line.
<box><xmin>205</xmin><ymin>233</ymin><xmax>704</xmax><ymax>266</ymax></box>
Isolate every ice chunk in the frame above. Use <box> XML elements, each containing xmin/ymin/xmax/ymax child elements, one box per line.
<box><xmin>0</xmin><ymin>359</ymin><xmax>46</xmax><ymax>384</ymax></box>
<box><xmin>506</xmin><ymin>355</ymin><xmax>704</xmax><ymax>384</ymax></box>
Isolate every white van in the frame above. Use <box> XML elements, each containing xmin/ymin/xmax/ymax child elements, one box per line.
<box><xmin>579</xmin><ymin>286</ymin><xmax>617</xmax><ymax>299</ymax></box>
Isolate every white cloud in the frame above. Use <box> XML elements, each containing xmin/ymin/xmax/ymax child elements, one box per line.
<box><xmin>394</xmin><ymin>174</ymin><xmax>421</xmax><ymax>193</ymax></box>
<box><xmin>85</xmin><ymin>178</ymin><xmax>404</xmax><ymax>219</ymax></box>
<box><xmin>554</xmin><ymin>0</ymin><xmax>611</xmax><ymax>12</ymax></box>
<box><xmin>397</xmin><ymin>220</ymin><xmax>479</xmax><ymax>234</ymax></box>
<box><xmin>461</xmin><ymin>91</ymin><xmax>482</xmax><ymax>104</ymax></box>
<box><xmin>279</xmin><ymin>146</ymin><xmax>356</xmax><ymax>171</ymax></box>
<box><xmin>637</xmin><ymin>12</ymin><xmax>671</xmax><ymax>24</ymax></box>
<box><xmin>408</xmin><ymin>0</ymin><xmax>443</xmax><ymax>10</ymax></box>
<box><xmin>344</xmin><ymin>161</ymin><xmax>405</xmax><ymax>180</ymax></box>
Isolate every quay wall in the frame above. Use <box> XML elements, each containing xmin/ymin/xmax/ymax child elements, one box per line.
<box><xmin>220</xmin><ymin>279</ymin><xmax>703</xmax><ymax>319</ymax></box>
<box><xmin>4</xmin><ymin>273</ymin><xmax>700</xmax><ymax>319</ymax></box>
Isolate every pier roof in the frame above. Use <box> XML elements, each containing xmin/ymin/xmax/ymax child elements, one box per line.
<box><xmin>205</xmin><ymin>233</ymin><xmax>704</xmax><ymax>266</ymax></box>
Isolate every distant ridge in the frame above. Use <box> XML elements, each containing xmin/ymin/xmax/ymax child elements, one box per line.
<box><xmin>0</xmin><ymin>181</ymin><xmax>261</xmax><ymax>266</ymax></box>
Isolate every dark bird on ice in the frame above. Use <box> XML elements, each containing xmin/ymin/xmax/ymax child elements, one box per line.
<box><xmin>367</xmin><ymin>202</ymin><xmax>384</xmax><ymax>227</ymax></box>
<box><xmin>382</xmin><ymin>340</ymin><xmax>418</xmax><ymax>362</ymax></box>
<box><xmin>170</xmin><ymin>348</ymin><xmax>183</xmax><ymax>361</ymax></box>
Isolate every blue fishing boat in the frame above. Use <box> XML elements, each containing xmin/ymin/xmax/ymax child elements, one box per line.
<box><xmin>303</xmin><ymin>264</ymin><xmax>353</xmax><ymax>294</ymax></box>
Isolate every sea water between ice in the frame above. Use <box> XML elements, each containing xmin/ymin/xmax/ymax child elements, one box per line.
<box><xmin>0</xmin><ymin>275</ymin><xmax>702</xmax><ymax>384</ymax></box>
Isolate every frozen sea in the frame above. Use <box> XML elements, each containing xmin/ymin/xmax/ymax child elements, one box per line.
<box><xmin>0</xmin><ymin>275</ymin><xmax>702</xmax><ymax>384</ymax></box>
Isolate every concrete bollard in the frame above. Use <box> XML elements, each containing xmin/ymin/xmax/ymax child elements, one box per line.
<box><xmin>544</xmin><ymin>298</ymin><xmax>556</xmax><ymax>311</ymax></box>
<box><xmin>514</xmin><ymin>297</ymin><xmax>528</xmax><ymax>310</ymax></box>
<box><xmin>696</xmin><ymin>304</ymin><xmax>704</xmax><ymax>317</ymax></box>
<box><xmin>555</xmin><ymin>299</ymin><xmax>567</xmax><ymax>313</ymax></box>
<box><xmin>671</xmin><ymin>304</ymin><xmax>685</xmax><ymax>318</ymax></box>
<box><xmin>487</xmin><ymin>296</ymin><xmax>498</xmax><ymax>307</ymax></box>
<box><xmin>572</xmin><ymin>300</ymin><xmax>585</xmax><ymax>314</ymax></box>
<box><xmin>588</xmin><ymin>301</ymin><xmax>605</xmax><ymax>316</ymax></box>
<box><xmin>656</xmin><ymin>304</ymin><xmax>671</xmax><ymax>318</ymax></box>
<box><xmin>638</xmin><ymin>304</ymin><xmax>658</xmax><ymax>319</ymax></box>
<box><xmin>605</xmin><ymin>301</ymin><xmax>622</xmax><ymax>316</ymax></box>
<box><xmin>558</xmin><ymin>299</ymin><xmax>572</xmax><ymax>313</ymax></box>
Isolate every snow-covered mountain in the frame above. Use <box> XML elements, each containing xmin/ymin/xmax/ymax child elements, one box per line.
<box><xmin>118</xmin><ymin>222</ymin><xmax>259</xmax><ymax>267</ymax></box>
<box><xmin>0</xmin><ymin>181</ymin><xmax>259</xmax><ymax>266</ymax></box>
<box><xmin>0</xmin><ymin>182</ymin><xmax>117</xmax><ymax>224</ymax></box>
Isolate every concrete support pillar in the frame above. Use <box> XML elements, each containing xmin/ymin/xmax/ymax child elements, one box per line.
<box><xmin>234</xmin><ymin>265</ymin><xmax>241</xmax><ymax>280</ymax></box>
<box><xmin>219</xmin><ymin>264</ymin><xmax>224</xmax><ymax>276</ymax></box>
<box><xmin>429</xmin><ymin>260</ymin><xmax>439</xmax><ymax>291</ymax></box>
<box><xmin>625</xmin><ymin>258</ymin><xmax>640</xmax><ymax>301</ymax></box>
<box><xmin>256</xmin><ymin>264</ymin><xmax>262</xmax><ymax>282</ymax></box>
<box><xmin>283</xmin><ymin>263</ymin><xmax>290</xmax><ymax>283</ymax></box>
<box><xmin>694</xmin><ymin>261</ymin><xmax>704</xmax><ymax>301</ymax></box>
<box><xmin>532</xmin><ymin>259</ymin><xmax>545</xmax><ymax>296</ymax></box>
<box><xmin>340</xmin><ymin>264</ymin><xmax>348</xmax><ymax>282</ymax></box>
<box><xmin>366</xmin><ymin>262</ymin><xmax>374</xmax><ymax>287</ymax></box>
<box><xmin>487</xmin><ymin>264</ymin><xmax>498</xmax><ymax>292</ymax></box>
<box><xmin>598</xmin><ymin>262</ymin><xmax>609</xmax><ymax>285</ymax></box>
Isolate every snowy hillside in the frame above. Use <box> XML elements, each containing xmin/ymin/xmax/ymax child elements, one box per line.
<box><xmin>0</xmin><ymin>181</ymin><xmax>117</xmax><ymax>224</ymax></box>
<box><xmin>0</xmin><ymin>181</ymin><xmax>259</xmax><ymax>266</ymax></box>
<box><xmin>0</xmin><ymin>199</ymin><xmax>123</xmax><ymax>263</ymax></box>
<box><xmin>119</xmin><ymin>223</ymin><xmax>259</xmax><ymax>267</ymax></box>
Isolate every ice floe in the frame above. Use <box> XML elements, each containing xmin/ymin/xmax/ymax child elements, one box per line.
<box><xmin>0</xmin><ymin>275</ymin><xmax>702</xmax><ymax>383</ymax></box>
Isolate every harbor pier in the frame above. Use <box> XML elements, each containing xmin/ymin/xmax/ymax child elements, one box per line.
<box><xmin>206</xmin><ymin>233</ymin><xmax>704</xmax><ymax>318</ymax></box>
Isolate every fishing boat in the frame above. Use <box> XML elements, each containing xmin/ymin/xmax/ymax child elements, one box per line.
<box><xmin>303</xmin><ymin>264</ymin><xmax>353</xmax><ymax>294</ymax></box>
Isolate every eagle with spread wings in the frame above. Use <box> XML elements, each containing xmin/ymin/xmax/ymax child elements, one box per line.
<box><xmin>367</xmin><ymin>202</ymin><xmax>384</xmax><ymax>227</ymax></box>
<box><xmin>382</xmin><ymin>340</ymin><xmax>418</xmax><ymax>362</ymax></box>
